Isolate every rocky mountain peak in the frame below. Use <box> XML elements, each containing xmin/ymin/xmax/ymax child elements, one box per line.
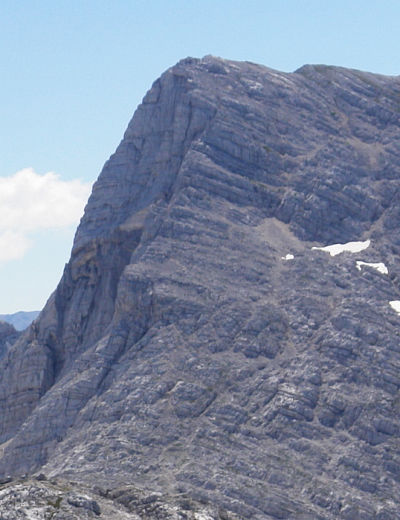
<box><xmin>1</xmin><ymin>57</ymin><xmax>400</xmax><ymax>518</ymax></box>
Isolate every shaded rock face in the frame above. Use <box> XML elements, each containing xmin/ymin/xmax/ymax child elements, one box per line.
<box><xmin>0</xmin><ymin>321</ymin><xmax>18</xmax><ymax>360</ymax></box>
<box><xmin>1</xmin><ymin>56</ymin><xmax>400</xmax><ymax>518</ymax></box>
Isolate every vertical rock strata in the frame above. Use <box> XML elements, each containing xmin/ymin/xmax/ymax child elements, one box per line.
<box><xmin>1</xmin><ymin>56</ymin><xmax>400</xmax><ymax>518</ymax></box>
<box><xmin>0</xmin><ymin>322</ymin><xmax>18</xmax><ymax>361</ymax></box>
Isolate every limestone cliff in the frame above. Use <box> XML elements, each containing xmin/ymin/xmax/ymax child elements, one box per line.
<box><xmin>1</xmin><ymin>56</ymin><xmax>400</xmax><ymax>519</ymax></box>
<box><xmin>0</xmin><ymin>321</ymin><xmax>18</xmax><ymax>360</ymax></box>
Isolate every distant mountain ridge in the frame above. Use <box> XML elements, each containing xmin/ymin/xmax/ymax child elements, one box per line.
<box><xmin>1</xmin><ymin>56</ymin><xmax>400</xmax><ymax>518</ymax></box>
<box><xmin>0</xmin><ymin>310</ymin><xmax>40</xmax><ymax>331</ymax></box>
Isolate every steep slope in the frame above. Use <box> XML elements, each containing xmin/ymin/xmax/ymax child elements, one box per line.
<box><xmin>1</xmin><ymin>56</ymin><xmax>400</xmax><ymax>519</ymax></box>
<box><xmin>0</xmin><ymin>321</ymin><xmax>18</xmax><ymax>360</ymax></box>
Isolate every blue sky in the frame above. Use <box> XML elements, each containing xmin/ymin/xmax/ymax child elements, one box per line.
<box><xmin>1</xmin><ymin>0</ymin><xmax>399</xmax><ymax>313</ymax></box>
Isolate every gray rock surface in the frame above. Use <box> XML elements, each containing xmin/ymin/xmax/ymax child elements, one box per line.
<box><xmin>0</xmin><ymin>321</ymin><xmax>19</xmax><ymax>360</ymax></box>
<box><xmin>1</xmin><ymin>56</ymin><xmax>400</xmax><ymax>518</ymax></box>
<box><xmin>0</xmin><ymin>477</ymin><xmax>226</xmax><ymax>519</ymax></box>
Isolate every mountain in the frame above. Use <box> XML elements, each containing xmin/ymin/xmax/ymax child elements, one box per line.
<box><xmin>0</xmin><ymin>310</ymin><xmax>40</xmax><ymax>331</ymax></box>
<box><xmin>1</xmin><ymin>56</ymin><xmax>400</xmax><ymax>519</ymax></box>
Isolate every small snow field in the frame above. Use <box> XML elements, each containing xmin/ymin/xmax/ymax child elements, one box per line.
<box><xmin>389</xmin><ymin>301</ymin><xmax>400</xmax><ymax>314</ymax></box>
<box><xmin>356</xmin><ymin>261</ymin><xmax>388</xmax><ymax>275</ymax></box>
<box><xmin>312</xmin><ymin>239</ymin><xmax>370</xmax><ymax>256</ymax></box>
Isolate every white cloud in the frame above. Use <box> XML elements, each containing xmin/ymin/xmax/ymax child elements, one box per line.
<box><xmin>0</xmin><ymin>230</ymin><xmax>31</xmax><ymax>262</ymax></box>
<box><xmin>0</xmin><ymin>168</ymin><xmax>91</xmax><ymax>263</ymax></box>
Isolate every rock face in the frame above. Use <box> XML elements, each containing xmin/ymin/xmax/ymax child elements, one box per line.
<box><xmin>0</xmin><ymin>321</ymin><xmax>18</xmax><ymax>360</ymax></box>
<box><xmin>1</xmin><ymin>56</ymin><xmax>400</xmax><ymax>519</ymax></box>
<box><xmin>0</xmin><ymin>477</ymin><xmax>227</xmax><ymax>519</ymax></box>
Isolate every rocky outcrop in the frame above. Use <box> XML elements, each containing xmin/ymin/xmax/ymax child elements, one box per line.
<box><xmin>0</xmin><ymin>321</ymin><xmax>18</xmax><ymax>360</ymax></box>
<box><xmin>0</xmin><ymin>477</ymin><xmax>232</xmax><ymax>519</ymax></box>
<box><xmin>1</xmin><ymin>56</ymin><xmax>400</xmax><ymax>518</ymax></box>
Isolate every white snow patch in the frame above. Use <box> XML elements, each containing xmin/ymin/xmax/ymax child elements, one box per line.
<box><xmin>194</xmin><ymin>514</ymin><xmax>214</xmax><ymax>520</ymax></box>
<box><xmin>356</xmin><ymin>261</ymin><xmax>388</xmax><ymax>275</ymax></box>
<box><xmin>282</xmin><ymin>254</ymin><xmax>294</xmax><ymax>260</ymax></box>
<box><xmin>389</xmin><ymin>301</ymin><xmax>400</xmax><ymax>314</ymax></box>
<box><xmin>312</xmin><ymin>239</ymin><xmax>370</xmax><ymax>256</ymax></box>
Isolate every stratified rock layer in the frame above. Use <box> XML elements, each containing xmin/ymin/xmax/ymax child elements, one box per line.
<box><xmin>0</xmin><ymin>321</ymin><xmax>18</xmax><ymax>360</ymax></box>
<box><xmin>1</xmin><ymin>56</ymin><xmax>400</xmax><ymax>519</ymax></box>
<box><xmin>0</xmin><ymin>477</ymin><xmax>230</xmax><ymax>519</ymax></box>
